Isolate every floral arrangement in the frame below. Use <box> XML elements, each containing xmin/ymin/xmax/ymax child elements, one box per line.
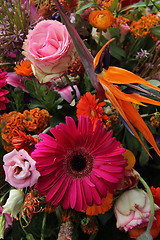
<box><xmin>0</xmin><ymin>0</ymin><xmax>160</xmax><ymax>239</ymax></box>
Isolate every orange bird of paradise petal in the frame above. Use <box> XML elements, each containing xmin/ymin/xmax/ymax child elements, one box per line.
<box><xmin>94</xmin><ymin>39</ymin><xmax>160</xmax><ymax>156</ymax></box>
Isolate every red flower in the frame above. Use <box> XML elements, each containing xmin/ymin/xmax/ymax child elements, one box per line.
<box><xmin>120</xmin><ymin>0</ymin><xmax>140</xmax><ymax>9</ymax></box>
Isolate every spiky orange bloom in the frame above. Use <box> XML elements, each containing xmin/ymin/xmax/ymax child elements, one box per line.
<box><xmin>84</xmin><ymin>192</ymin><xmax>113</xmax><ymax>216</ymax></box>
<box><xmin>94</xmin><ymin>39</ymin><xmax>160</xmax><ymax>156</ymax></box>
<box><xmin>22</xmin><ymin>108</ymin><xmax>51</xmax><ymax>134</ymax></box>
<box><xmin>14</xmin><ymin>59</ymin><xmax>33</xmax><ymax>76</ymax></box>
<box><xmin>0</xmin><ymin>108</ymin><xmax>51</xmax><ymax>152</ymax></box>
<box><xmin>129</xmin><ymin>187</ymin><xmax>160</xmax><ymax>239</ymax></box>
<box><xmin>89</xmin><ymin>10</ymin><xmax>114</xmax><ymax>30</ymax></box>
<box><xmin>23</xmin><ymin>188</ymin><xmax>43</xmax><ymax>227</ymax></box>
<box><xmin>130</xmin><ymin>14</ymin><xmax>160</xmax><ymax>38</ymax></box>
<box><xmin>77</xmin><ymin>92</ymin><xmax>108</xmax><ymax>130</ymax></box>
<box><xmin>0</xmin><ymin>111</ymin><xmax>25</xmax><ymax>152</ymax></box>
<box><xmin>12</xmin><ymin>130</ymin><xmax>39</xmax><ymax>154</ymax></box>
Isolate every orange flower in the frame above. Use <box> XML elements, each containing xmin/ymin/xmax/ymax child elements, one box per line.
<box><xmin>22</xmin><ymin>108</ymin><xmax>51</xmax><ymax>134</ymax></box>
<box><xmin>89</xmin><ymin>10</ymin><xmax>114</xmax><ymax>30</ymax></box>
<box><xmin>94</xmin><ymin>39</ymin><xmax>160</xmax><ymax>156</ymax></box>
<box><xmin>129</xmin><ymin>187</ymin><xmax>160</xmax><ymax>239</ymax></box>
<box><xmin>130</xmin><ymin>14</ymin><xmax>160</xmax><ymax>38</ymax></box>
<box><xmin>76</xmin><ymin>92</ymin><xmax>108</xmax><ymax>130</ymax></box>
<box><xmin>0</xmin><ymin>111</ymin><xmax>25</xmax><ymax>152</ymax></box>
<box><xmin>23</xmin><ymin>188</ymin><xmax>43</xmax><ymax>227</ymax></box>
<box><xmin>0</xmin><ymin>108</ymin><xmax>51</xmax><ymax>152</ymax></box>
<box><xmin>14</xmin><ymin>59</ymin><xmax>33</xmax><ymax>76</ymax></box>
<box><xmin>84</xmin><ymin>192</ymin><xmax>113</xmax><ymax>216</ymax></box>
<box><xmin>96</xmin><ymin>0</ymin><xmax>114</xmax><ymax>9</ymax></box>
<box><xmin>12</xmin><ymin>130</ymin><xmax>39</xmax><ymax>154</ymax></box>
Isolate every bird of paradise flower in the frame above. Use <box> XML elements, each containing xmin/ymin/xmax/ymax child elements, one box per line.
<box><xmin>94</xmin><ymin>38</ymin><xmax>160</xmax><ymax>156</ymax></box>
<box><xmin>54</xmin><ymin>0</ymin><xmax>160</xmax><ymax>156</ymax></box>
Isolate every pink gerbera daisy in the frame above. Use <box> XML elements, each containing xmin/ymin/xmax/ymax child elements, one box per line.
<box><xmin>32</xmin><ymin>116</ymin><xmax>127</xmax><ymax>211</ymax></box>
<box><xmin>0</xmin><ymin>69</ymin><xmax>9</xmax><ymax>110</ymax></box>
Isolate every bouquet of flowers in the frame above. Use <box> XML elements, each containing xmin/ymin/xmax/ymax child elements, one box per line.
<box><xmin>0</xmin><ymin>0</ymin><xmax>160</xmax><ymax>239</ymax></box>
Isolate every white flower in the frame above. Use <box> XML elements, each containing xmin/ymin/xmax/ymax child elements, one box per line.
<box><xmin>3</xmin><ymin>189</ymin><xmax>24</xmax><ymax>218</ymax></box>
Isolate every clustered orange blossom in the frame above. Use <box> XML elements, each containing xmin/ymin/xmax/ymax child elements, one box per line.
<box><xmin>114</xmin><ymin>15</ymin><xmax>130</xmax><ymax>27</ymax></box>
<box><xmin>96</xmin><ymin>0</ymin><xmax>114</xmax><ymax>9</ymax></box>
<box><xmin>130</xmin><ymin>14</ymin><xmax>160</xmax><ymax>38</ymax></box>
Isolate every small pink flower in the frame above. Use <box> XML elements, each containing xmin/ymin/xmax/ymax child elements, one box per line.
<box><xmin>114</xmin><ymin>189</ymin><xmax>159</xmax><ymax>232</ymax></box>
<box><xmin>57</xmin><ymin>85</ymin><xmax>80</xmax><ymax>103</ymax></box>
<box><xmin>0</xmin><ymin>69</ymin><xmax>9</xmax><ymax>110</ymax></box>
<box><xmin>119</xmin><ymin>24</ymin><xmax>130</xmax><ymax>42</ymax></box>
<box><xmin>0</xmin><ymin>206</ymin><xmax>13</xmax><ymax>237</ymax></box>
<box><xmin>3</xmin><ymin>149</ymin><xmax>40</xmax><ymax>189</ymax></box>
<box><xmin>23</xmin><ymin>20</ymin><xmax>75</xmax><ymax>83</ymax></box>
<box><xmin>6</xmin><ymin>72</ymin><xmax>25</xmax><ymax>90</ymax></box>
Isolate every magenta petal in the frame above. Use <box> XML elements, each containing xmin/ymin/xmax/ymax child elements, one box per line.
<box><xmin>75</xmin><ymin>180</ymin><xmax>82</xmax><ymax>211</ymax></box>
<box><xmin>33</xmin><ymin>115</ymin><xmax>126</xmax><ymax>210</ymax></box>
<box><xmin>70</xmin><ymin>179</ymin><xmax>77</xmax><ymax>209</ymax></box>
<box><xmin>82</xmin><ymin>180</ymin><xmax>93</xmax><ymax>206</ymax></box>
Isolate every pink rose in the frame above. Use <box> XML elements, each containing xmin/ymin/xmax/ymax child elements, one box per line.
<box><xmin>3</xmin><ymin>149</ymin><xmax>40</xmax><ymax>189</ymax></box>
<box><xmin>114</xmin><ymin>189</ymin><xmax>159</xmax><ymax>232</ymax></box>
<box><xmin>23</xmin><ymin>20</ymin><xmax>75</xmax><ymax>83</ymax></box>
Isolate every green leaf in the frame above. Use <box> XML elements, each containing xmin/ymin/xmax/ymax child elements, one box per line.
<box><xmin>25</xmin><ymin>79</ymin><xmax>63</xmax><ymax>114</ymax></box>
<box><xmin>75</xmin><ymin>1</ymin><xmax>97</xmax><ymax>15</ymax></box>
<box><xmin>109</xmin><ymin>41</ymin><xmax>126</xmax><ymax>61</ymax></box>
<box><xmin>150</xmin><ymin>26</ymin><xmax>160</xmax><ymax>39</ymax></box>
<box><xmin>108</xmin><ymin>27</ymin><xmax>120</xmax><ymax>38</ymax></box>
<box><xmin>97</xmin><ymin>209</ymin><xmax>113</xmax><ymax>226</ymax></box>
<box><xmin>144</xmin><ymin>0</ymin><xmax>150</xmax><ymax>6</ymax></box>
<box><xmin>109</xmin><ymin>0</ymin><xmax>119</xmax><ymax>12</ymax></box>
<box><xmin>139</xmin><ymin>133</ymin><xmax>150</xmax><ymax>166</ymax></box>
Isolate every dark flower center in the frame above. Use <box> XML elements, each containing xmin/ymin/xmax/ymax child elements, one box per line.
<box><xmin>64</xmin><ymin>147</ymin><xmax>94</xmax><ymax>179</ymax></box>
<box><xmin>70</xmin><ymin>154</ymin><xmax>86</xmax><ymax>172</ymax></box>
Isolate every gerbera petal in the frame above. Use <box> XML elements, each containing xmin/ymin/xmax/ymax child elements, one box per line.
<box><xmin>32</xmin><ymin>115</ymin><xmax>126</xmax><ymax>211</ymax></box>
<box><xmin>70</xmin><ymin>179</ymin><xmax>77</xmax><ymax>209</ymax></box>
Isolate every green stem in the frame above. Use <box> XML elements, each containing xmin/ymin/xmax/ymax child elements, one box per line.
<box><xmin>41</xmin><ymin>211</ymin><xmax>47</xmax><ymax>240</ymax></box>
<box><xmin>139</xmin><ymin>176</ymin><xmax>155</xmax><ymax>234</ymax></box>
<box><xmin>42</xmin><ymin>126</ymin><xmax>51</xmax><ymax>134</ymax></box>
<box><xmin>63</xmin><ymin>73</ymin><xmax>77</xmax><ymax>101</ymax></box>
<box><xmin>97</xmin><ymin>30</ymin><xmax>102</xmax><ymax>52</ymax></box>
<box><xmin>150</xmin><ymin>0</ymin><xmax>160</xmax><ymax>10</ymax></box>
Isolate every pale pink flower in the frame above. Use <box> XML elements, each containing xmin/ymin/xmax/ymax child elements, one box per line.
<box><xmin>3</xmin><ymin>149</ymin><xmax>40</xmax><ymax>189</ymax></box>
<box><xmin>114</xmin><ymin>189</ymin><xmax>159</xmax><ymax>232</ymax></box>
<box><xmin>32</xmin><ymin>116</ymin><xmax>127</xmax><ymax>211</ymax></box>
<box><xmin>23</xmin><ymin>20</ymin><xmax>75</xmax><ymax>83</ymax></box>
